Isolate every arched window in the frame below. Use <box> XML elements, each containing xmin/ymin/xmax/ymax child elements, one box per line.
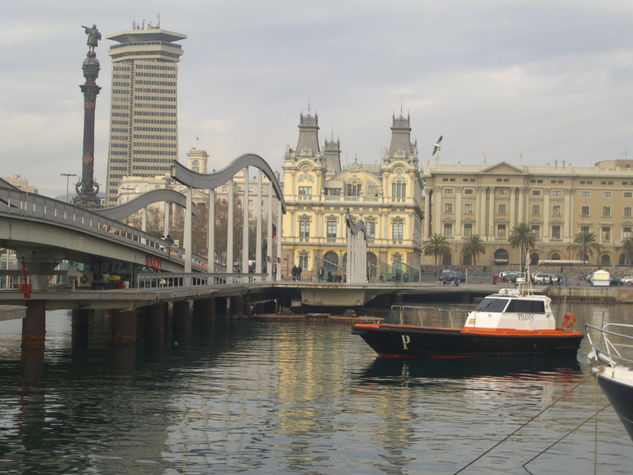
<box><xmin>323</xmin><ymin>251</ymin><xmax>339</xmax><ymax>275</ymax></box>
<box><xmin>494</xmin><ymin>249</ymin><xmax>509</xmax><ymax>265</ymax></box>
<box><xmin>392</xmin><ymin>218</ymin><xmax>404</xmax><ymax>243</ymax></box>
<box><xmin>367</xmin><ymin>252</ymin><xmax>377</xmax><ymax>280</ymax></box>
<box><xmin>365</xmin><ymin>218</ymin><xmax>376</xmax><ymax>240</ymax></box>
<box><xmin>326</xmin><ymin>217</ymin><xmax>337</xmax><ymax>242</ymax></box>
<box><xmin>549</xmin><ymin>252</ymin><xmax>561</xmax><ymax>260</ymax></box>
<box><xmin>620</xmin><ymin>253</ymin><xmax>629</xmax><ymax>265</ymax></box>
<box><xmin>530</xmin><ymin>252</ymin><xmax>540</xmax><ymax>266</ymax></box>
<box><xmin>346</xmin><ymin>179</ymin><xmax>362</xmax><ymax>197</ymax></box>
<box><xmin>442</xmin><ymin>252</ymin><xmax>452</xmax><ymax>266</ymax></box>
<box><xmin>392</xmin><ymin>178</ymin><xmax>407</xmax><ymax>201</ymax></box>
<box><xmin>391</xmin><ymin>253</ymin><xmax>403</xmax><ymax>281</ymax></box>
<box><xmin>298</xmin><ymin>214</ymin><xmax>310</xmax><ymax>240</ymax></box>
<box><xmin>298</xmin><ymin>251</ymin><xmax>309</xmax><ymax>272</ymax></box>
<box><xmin>600</xmin><ymin>254</ymin><xmax>611</xmax><ymax>266</ymax></box>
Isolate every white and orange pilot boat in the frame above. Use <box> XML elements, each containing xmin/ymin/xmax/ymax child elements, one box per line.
<box><xmin>352</xmin><ymin>287</ymin><xmax>582</xmax><ymax>358</ymax></box>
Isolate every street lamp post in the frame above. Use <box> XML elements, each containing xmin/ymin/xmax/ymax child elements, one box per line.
<box><xmin>61</xmin><ymin>173</ymin><xmax>77</xmax><ymax>203</ymax></box>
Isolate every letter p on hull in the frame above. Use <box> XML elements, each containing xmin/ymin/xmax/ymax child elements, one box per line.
<box><xmin>401</xmin><ymin>334</ymin><xmax>410</xmax><ymax>350</ymax></box>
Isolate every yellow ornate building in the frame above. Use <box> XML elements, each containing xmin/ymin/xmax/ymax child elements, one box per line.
<box><xmin>281</xmin><ymin>113</ymin><xmax>424</xmax><ymax>281</ymax></box>
<box><xmin>422</xmin><ymin>157</ymin><xmax>633</xmax><ymax>268</ymax></box>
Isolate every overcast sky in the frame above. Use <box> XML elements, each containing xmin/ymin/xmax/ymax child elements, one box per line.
<box><xmin>3</xmin><ymin>0</ymin><xmax>633</xmax><ymax>197</ymax></box>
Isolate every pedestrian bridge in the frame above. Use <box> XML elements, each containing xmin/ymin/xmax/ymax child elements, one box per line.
<box><xmin>0</xmin><ymin>182</ymin><xmax>206</xmax><ymax>290</ymax></box>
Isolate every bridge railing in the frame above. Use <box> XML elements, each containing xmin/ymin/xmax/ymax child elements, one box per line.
<box><xmin>0</xmin><ymin>187</ymin><xmax>206</xmax><ymax>270</ymax></box>
<box><xmin>136</xmin><ymin>272</ymin><xmax>270</xmax><ymax>289</ymax></box>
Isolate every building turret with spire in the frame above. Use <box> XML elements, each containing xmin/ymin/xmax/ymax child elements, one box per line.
<box><xmin>383</xmin><ymin>113</ymin><xmax>418</xmax><ymax>165</ymax></box>
<box><xmin>295</xmin><ymin>113</ymin><xmax>321</xmax><ymax>159</ymax></box>
<box><xmin>323</xmin><ymin>136</ymin><xmax>341</xmax><ymax>176</ymax></box>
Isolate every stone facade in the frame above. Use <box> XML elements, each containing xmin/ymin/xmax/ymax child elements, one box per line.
<box><xmin>422</xmin><ymin>157</ymin><xmax>633</xmax><ymax>268</ymax></box>
<box><xmin>281</xmin><ymin>113</ymin><xmax>424</xmax><ymax>282</ymax></box>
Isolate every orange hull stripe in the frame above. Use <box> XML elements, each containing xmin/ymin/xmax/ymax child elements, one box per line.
<box><xmin>353</xmin><ymin>323</ymin><xmax>581</xmax><ymax>337</ymax></box>
<box><xmin>461</xmin><ymin>328</ymin><xmax>581</xmax><ymax>336</ymax></box>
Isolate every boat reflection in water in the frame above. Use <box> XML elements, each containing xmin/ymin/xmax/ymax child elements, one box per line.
<box><xmin>356</xmin><ymin>354</ymin><xmax>581</xmax><ymax>384</ymax></box>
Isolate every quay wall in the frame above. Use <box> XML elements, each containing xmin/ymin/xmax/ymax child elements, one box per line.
<box><xmin>547</xmin><ymin>286</ymin><xmax>633</xmax><ymax>304</ymax></box>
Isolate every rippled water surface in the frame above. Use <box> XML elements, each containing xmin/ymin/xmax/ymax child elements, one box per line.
<box><xmin>0</xmin><ymin>302</ymin><xmax>631</xmax><ymax>474</ymax></box>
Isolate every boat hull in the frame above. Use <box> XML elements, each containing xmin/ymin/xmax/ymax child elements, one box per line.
<box><xmin>352</xmin><ymin>323</ymin><xmax>583</xmax><ymax>358</ymax></box>
<box><xmin>597</xmin><ymin>371</ymin><xmax>633</xmax><ymax>441</ymax></box>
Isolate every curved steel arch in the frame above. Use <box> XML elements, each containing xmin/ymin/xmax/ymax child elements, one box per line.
<box><xmin>171</xmin><ymin>153</ymin><xmax>286</xmax><ymax>213</ymax></box>
<box><xmin>97</xmin><ymin>189</ymin><xmax>196</xmax><ymax>221</ymax></box>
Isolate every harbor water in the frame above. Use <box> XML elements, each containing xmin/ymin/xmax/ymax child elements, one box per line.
<box><xmin>0</xmin><ymin>301</ymin><xmax>632</xmax><ymax>474</ymax></box>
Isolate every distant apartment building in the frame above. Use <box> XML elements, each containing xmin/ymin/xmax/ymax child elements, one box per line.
<box><xmin>422</xmin><ymin>158</ymin><xmax>633</xmax><ymax>267</ymax></box>
<box><xmin>3</xmin><ymin>174</ymin><xmax>37</xmax><ymax>193</ymax></box>
<box><xmin>281</xmin><ymin>112</ymin><xmax>424</xmax><ymax>281</ymax></box>
<box><xmin>104</xmin><ymin>24</ymin><xmax>186</xmax><ymax>206</ymax></box>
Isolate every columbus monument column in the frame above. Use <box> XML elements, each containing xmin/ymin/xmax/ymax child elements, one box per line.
<box><xmin>73</xmin><ymin>24</ymin><xmax>101</xmax><ymax>209</ymax></box>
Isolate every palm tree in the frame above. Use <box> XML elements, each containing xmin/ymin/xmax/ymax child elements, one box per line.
<box><xmin>621</xmin><ymin>237</ymin><xmax>633</xmax><ymax>265</ymax></box>
<box><xmin>509</xmin><ymin>223</ymin><xmax>536</xmax><ymax>271</ymax></box>
<box><xmin>570</xmin><ymin>231</ymin><xmax>601</xmax><ymax>264</ymax></box>
<box><xmin>462</xmin><ymin>234</ymin><xmax>485</xmax><ymax>266</ymax></box>
<box><xmin>423</xmin><ymin>234</ymin><xmax>451</xmax><ymax>265</ymax></box>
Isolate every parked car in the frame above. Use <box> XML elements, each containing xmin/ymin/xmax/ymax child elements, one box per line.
<box><xmin>580</xmin><ymin>272</ymin><xmax>593</xmax><ymax>281</ymax></box>
<box><xmin>438</xmin><ymin>270</ymin><xmax>466</xmax><ymax>284</ymax></box>
<box><xmin>501</xmin><ymin>271</ymin><xmax>523</xmax><ymax>283</ymax></box>
<box><xmin>532</xmin><ymin>273</ymin><xmax>560</xmax><ymax>285</ymax></box>
<box><xmin>611</xmin><ymin>276</ymin><xmax>624</xmax><ymax>286</ymax></box>
<box><xmin>622</xmin><ymin>275</ymin><xmax>633</xmax><ymax>285</ymax></box>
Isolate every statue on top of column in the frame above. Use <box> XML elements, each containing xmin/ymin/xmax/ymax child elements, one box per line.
<box><xmin>82</xmin><ymin>24</ymin><xmax>101</xmax><ymax>52</ymax></box>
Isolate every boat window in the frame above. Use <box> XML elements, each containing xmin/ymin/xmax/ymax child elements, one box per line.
<box><xmin>505</xmin><ymin>299</ymin><xmax>545</xmax><ymax>314</ymax></box>
<box><xmin>474</xmin><ymin>298</ymin><xmax>508</xmax><ymax>312</ymax></box>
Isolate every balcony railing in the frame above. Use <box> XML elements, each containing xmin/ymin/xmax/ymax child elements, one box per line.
<box><xmin>288</xmin><ymin>194</ymin><xmax>415</xmax><ymax>204</ymax></box>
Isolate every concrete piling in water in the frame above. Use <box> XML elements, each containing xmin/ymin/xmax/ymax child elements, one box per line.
<box><xmin>111</xmin><ymin>309</ymin><xmax>137</xmax><ymax>347</ymax></box>
<box><xmin>71</xmin><ymin>308</ymin><xmax>92</xmax><ymax>351</ymax></box>
<box><xmin>22</xmin><ymin>301</ymin><xmax>46</xmax><ymax>348</ymax></box>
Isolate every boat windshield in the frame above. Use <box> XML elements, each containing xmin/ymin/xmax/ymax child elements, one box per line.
<box><xmin>505</xmin><ymin>299</ymin><xmax>545</xmax><ymax>313</ymax></box>
<box><xmin>474</xmin><ymin>298</ymin><xmax>508</xmax><ymax>312</ymax></box>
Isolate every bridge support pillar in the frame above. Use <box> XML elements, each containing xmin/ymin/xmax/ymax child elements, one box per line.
<box><xmin>71</xmin><ymin>308</ymin><xmax>92</xmax><ymax>351</ymax></box>
<box><xmin>230</xmin><ymin>295</ymin><xmax>245</xmax><ymax>318</ymax></box>
<box><xmin>22</xmin><ymin>300</ymin><xmax>46</xmax><ymax>348</ymax></box>
<box><xmin>112</xmin><ymin>346</ymin><xmax>136</xmax><ymax>374</ymax></box>
<box><xmin>21</xmin><ymin>346</ymin><xmax>45</xmax><ymax>382</ymax></box>
<box><xmin>173</xmin><ymin>300</ymin><xmax>190</xmax><ymax>321</ymax></box>
<box><xmin>144</xmin><ymin>304</ymin><xmax>164</xmax><ymax>337</ymax></box>
<box><xmin>215</xmin><ymin>297</ymin><xmax>227</xmax><ymax>316</ymax></box>
<box><xmin>194</xmin><ymin>298</ymin><xmax>215</xmax><ymax>322</ymax></box>
<box><xmin>173</xmin><ymin>300</ymin><xmax>192</xmax><ymax>330</ymax></box>
<box><xmin>173</xmin><ymin>300</ymin><xmax>192</xmax><ymax>347</ymax></box>
<box><xmin>111</xmin><ymin>310</ymin><xmax>137</xmax><ymax>347</ymax></box>
<box><xmin>143</xmin><ymin>304</ymin><xmax>164</xmax><ymax>357</ymax></box>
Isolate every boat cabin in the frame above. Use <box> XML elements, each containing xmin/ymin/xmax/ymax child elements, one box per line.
<box><xmin>464</xmin><ymin>288</ymin><xmax>555</xmax><ymax>331</ymax></box>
